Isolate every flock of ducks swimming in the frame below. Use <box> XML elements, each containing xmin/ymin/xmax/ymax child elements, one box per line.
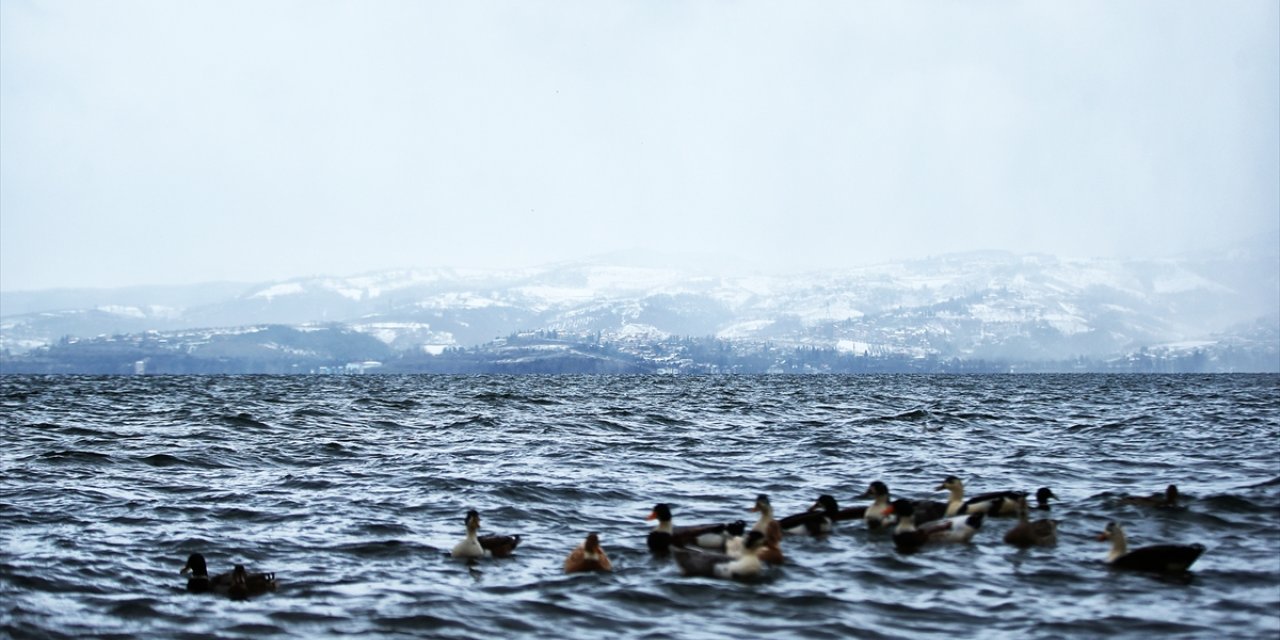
<box><xmin>631</xmin><ymin>479</ymin><xmax>1202</xmax><ymax>580</ymax></box>
<box><xmin>183</xmin><ymin>479</ymin><xmax>1204</xmax><ymax>598</ymax></box>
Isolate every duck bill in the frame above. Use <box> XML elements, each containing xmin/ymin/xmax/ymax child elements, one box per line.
<box><xmin>1095</xmin><ymin>532</ymin><xmax>1108</xmax><ymax>541</ymax></box>
<box><xmin>645</xmin><ymin>512</ymin><xmax>657</xmax><ymax>521</ymax></box>
<box><xmin>179</xmin><ymin>565</ymin><xmax>191</xmax><ymax>575</ymax></box>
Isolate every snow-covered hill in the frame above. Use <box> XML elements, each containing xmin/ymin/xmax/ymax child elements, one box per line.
<box><xmin>3</xmin><ymin>246</ymin><xmax>1276</xmax><ymax>364</ymax></box>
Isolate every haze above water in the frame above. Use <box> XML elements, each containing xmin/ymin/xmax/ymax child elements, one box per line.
<box><xmin>2</xmin><ymin>2</ymin><xmax>1277</xmax><ymax>292</ymax></box>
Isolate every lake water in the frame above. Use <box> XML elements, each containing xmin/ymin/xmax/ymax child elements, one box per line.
<box><xmin>2</xmin><ymin>374</ymin><xmax>1278</xmax><ymax>639</ymax></box>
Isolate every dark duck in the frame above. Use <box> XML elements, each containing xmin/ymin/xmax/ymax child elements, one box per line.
<box><xmin>887</xmin><ymin>498</ymin><xmax>985</xmax><ymax>554</ymax></box>
<box><xmin>1097</xmin><ymin>522</ymin><xmax>1204</xmax><ymax>574</ymax></box>
<box><xmin>645</xmin><ymin>503</ymin><xmax>744</xmax><ymax>553</ymax></box>
<box><xmin>673</xmin><ymin>530</ymin><xmax>767</xmax><ymax>580</ymax></box>
<box><xmin>1002</xmin><ymin>494</ymin><xmax>1058</xmax><ymax>548</ymax></box>
<box><xmin>778</xmin><ymin>494</ymin><xmax>841</xmax><ymax>536</ymax></box>
<box><xmin>1119</xmin><ymin>484</ymin><xmax>1182</xmax><ymax>509</ymax></box>
<box><xmin>181</xmin><ymin>553</ymin><xmax>276</xmax><ymax>598</ymax></box>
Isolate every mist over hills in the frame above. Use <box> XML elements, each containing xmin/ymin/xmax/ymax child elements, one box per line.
<box><xmin>2</xmin><ymin>244</ymin><xmax>1277</xmax><ymax>374</ymax></box>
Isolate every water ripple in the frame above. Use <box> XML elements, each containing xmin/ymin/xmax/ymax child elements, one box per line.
<box><xmin>0</xmin><ymin>374</ymin><xmax>1277</xmax><ymax>639</ymax></box>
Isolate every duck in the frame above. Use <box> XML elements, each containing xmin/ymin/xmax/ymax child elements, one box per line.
<box><xmin>687</xmin><ymin>519</ymin><xmax>749</xmax><ymax>550</ymax></box>
<box><xmin>739</xmin><ymin>537</ymin><xmax>784</xmax><ymax>565</ymax></box>
<box><xmin>859</xmin><ymin>481</ymin><xmax>896</xmax><ymax>530</ymax></box>
<box><xmin>1002</xmin><ymin>495</ymin><xmax>1058</xmax><ymax>548</ymax></box>
<box><xmin>748</xmin><ymin>495</ymin><xmax>784</xmax><ymax>544</ymax></box>
<box><xmin>1097</xmin><ymin>521</ymin><xmax>1204</xmax><ymax>573</ymax></box>
<box><xmin>886</xmin><ymin>498</ymin><xmax>985</xmax><ymax>553</ymax></box>
<box><xmin>181</xmin><ymin>552</ymin><xmax>225</xmax><ymax>593</ymax></box>
<box><xmin>713</xmin><ymin>519</ymin><xmax>748</xmax><ymax>550</ymax></box>
<box><xmin>673</xmin><ymin>530</ymin><xmax>767</xmax><ymax>579</ymax></box>
<box><xmin>451</xmin><ymin>509</ymin><xmax>521</xmax><ymax>558</ymax></box>
<box><xmin>181</xmin><ymin>553</ymin><xmax>276</xmax><ymax>597</ymax></box>
<box><xmin>778</xmin><ymin>494</ymin><xmax>840</xmax><ymax>536</ymax></box>
<box><xmin>646</xmin><ymin>504</ymin><xmax>677</xmax><ymax>553</ymax></box>
<box><xmin>563</xmin><ymin>532</ymin><xmax>613</xmax><ymax>574</ymax></box>
<box><xmin>644</xmin><ymin>503</ymin><xmax>744</xmax><ymax>553</ymax></box>
<box><xmin>1033</xmin><ymin>487</ymin><xmax>1058</xmax><ymax>510</ymax></box>
<box><xmin>861</xmin><ymin>481</ymin><xmax>958</xmax><ymax>529</ymax></box>
<box><xmin>937</xmin><ymin>476</ymin><xmax>968</xmax><ymax>517</ymax></box>
<box><xmin>1119</xmin><ymin>484</ymin><xmax>1182</xmax><ymax>509</ymax></box>
<box><xmin>937</xmin><ymin>476</ymin><xmax>1023</xmax><ymax>517</ymax></box>
<box><xmin>227</xmin><ymin>564</ymin><xmax>277</xmax><ymax>600</ymax></box>
<box><xmin>744</xmin><ymin>495</ymin><xmax>785</xmax><ymax>564</ymax></box>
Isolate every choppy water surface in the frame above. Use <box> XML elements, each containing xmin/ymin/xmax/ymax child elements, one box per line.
<box><xmin>1</xmin><ymin>374</ymin><xmax>1278</xmax><ymax>639</ymax></box>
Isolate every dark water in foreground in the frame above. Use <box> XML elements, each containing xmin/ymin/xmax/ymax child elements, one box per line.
<box><xmin>1</xmin><ymin>374</ymin><xmax>1278</xmax><ymax>639</ymax></box>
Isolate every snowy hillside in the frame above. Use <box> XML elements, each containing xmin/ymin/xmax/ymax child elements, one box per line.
<box><xmin>2</xmin><ymin>247</ymin><xmax>1276</xmax><ymax>365</ymax></box>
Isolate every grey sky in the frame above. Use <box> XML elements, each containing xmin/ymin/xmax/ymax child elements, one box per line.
<box><xmin>2</xmin><ymin>1</ymin><xmax>1277</xmax><ymax>291</ymax></box>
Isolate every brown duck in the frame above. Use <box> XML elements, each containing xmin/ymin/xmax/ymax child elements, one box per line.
<box><xmin>564</xmin><ymin>532</ymin><xmax>612</xmax><ymax>574</ymax></box>
<box><xmin>1003</xmin><ymin>495</ymin><xmax>1058</xmax><ymax>548</ymax></box>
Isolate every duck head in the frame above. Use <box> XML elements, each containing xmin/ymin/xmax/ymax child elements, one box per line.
<box><xmin>809</xmin><ymin>494</ymin><xmax>839</xmax><ymax>514</ymax></box>
<box><xmin>1035</xmin><ymin>487</ymin><xmax>1057</xmax><ymax>508</ymax></box>
<box><xmin>180</xmin><ymin>553</ymin><xmax>208</xmax><ymax>577</ymax></box>
<box><xmin>750</xmin><ymin>494</ymin><xmax>772</xmax><ymax>515</ymax></box>
<box><xmin>646</xmin><ymin>503</ymin><xmax>673</xmax><ymax>523</ymax></box>
<box><xmin>1097</xmin><ymin>521</ymin><xmax>1130</xmax><ymax>561</ymax></box>
<box><xmin>1097</xmin><ymin>521</ymin><xmax>1124</xmax><ymax>542</ymax></box>
<box><xmin>860</xmin><ymin>481</ymin><xmax>890</xmax><ymax>500</ymax></box>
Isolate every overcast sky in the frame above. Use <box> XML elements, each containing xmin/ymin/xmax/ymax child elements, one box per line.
<box><xmin>1</xmin><ymin>1</ymin><xmax>1276</xmax><ymax>291</ymax></box>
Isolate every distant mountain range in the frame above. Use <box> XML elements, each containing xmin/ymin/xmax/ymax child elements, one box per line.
<box><xmin>2</xmin><ymin>244</ymin><xmax>1277</xmax><ymax>373</ymax></box>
